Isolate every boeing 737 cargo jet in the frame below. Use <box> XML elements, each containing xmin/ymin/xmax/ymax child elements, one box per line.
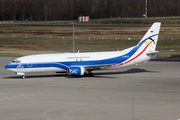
<box><xmin>5</xmin><ymin>22</ymin><xmax>161</xmax><ymax>79</ymax></box>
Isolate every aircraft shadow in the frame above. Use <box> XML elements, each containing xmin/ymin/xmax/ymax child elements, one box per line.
<box><xmin>94</xmin><ymin>68</ymin><xmax>158</xmax><ymax>76</ymax></box>
<box><xmin>3</xmin><ymin>74</ymin><xmax>68</xmax><ymax>79</ymax></box>
<box><xmin>3</xmin><ymin>68</ymin><xmax>158</xmax><ymax>79</ymax></box>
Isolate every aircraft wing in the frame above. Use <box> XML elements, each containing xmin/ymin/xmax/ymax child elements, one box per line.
<box><xmin>83</xmin><ymin>64</ymin><xmax>114</xmax><ymax>70</ymax></box>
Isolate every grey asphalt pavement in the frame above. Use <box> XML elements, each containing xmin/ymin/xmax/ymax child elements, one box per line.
<box><xmin>0</xmin><ymin>56</ymin><xmax>180</xmax><ymax>120</ymax></box>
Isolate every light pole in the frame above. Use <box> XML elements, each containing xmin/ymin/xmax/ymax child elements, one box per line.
<box><xmin>145</xmin><ymin>0</ymin><xmax>147</xmax><ymax>18</ymax></box>
<box><xmin>70</xmin><ymin>22</ymin><xmax>76</xmax><ymax>53</ymax></box>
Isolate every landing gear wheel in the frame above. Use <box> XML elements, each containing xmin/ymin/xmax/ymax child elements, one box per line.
<box><xmin>22</xmin><ymin>75</ymin><xmax>25</xmax><ymax>79</ymax></box>
<box><xmin>88</xmin><ymin>72</ymin><xmax>94</xmax><ymax>77</ymax></box>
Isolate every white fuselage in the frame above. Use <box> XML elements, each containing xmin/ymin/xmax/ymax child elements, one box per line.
<box><xmin>5</xmin><ymin>45</ymin><xmax>151</xmax><ymax>74</ymax></box>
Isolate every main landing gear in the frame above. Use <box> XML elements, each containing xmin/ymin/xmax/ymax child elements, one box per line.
<box><xmin>85</xmin><ymin>71</ymin><xmax>94</xmax><ymax>77</ymax></box>
<box><xmin>88</xmin><ymin>72</ymin><xmax>94</xmax><ymax>77</ymax></box>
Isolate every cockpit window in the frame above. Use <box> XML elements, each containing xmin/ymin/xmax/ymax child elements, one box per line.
<box><xmin>12</xmin><ymin>59</ymin><xmax>21</xmax><ymax>63</ymax></box>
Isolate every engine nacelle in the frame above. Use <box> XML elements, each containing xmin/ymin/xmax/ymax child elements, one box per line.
<box><xmin>67</xmin><ymin>67</ymin><xmax>86</xmax><ymax>76</ymax></box>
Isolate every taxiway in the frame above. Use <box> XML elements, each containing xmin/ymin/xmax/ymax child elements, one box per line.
<box><xmin>0</xmin><ymin>56</ymin><xmax>180</xmax><ymax>120</ymax></box>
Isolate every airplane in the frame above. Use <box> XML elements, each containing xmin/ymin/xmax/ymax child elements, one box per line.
<box><xmin>5</xmin><ymin>22</ymin><xmax>161</xmax><ymax>79</ymax></box>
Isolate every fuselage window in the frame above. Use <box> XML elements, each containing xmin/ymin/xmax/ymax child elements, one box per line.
<box><xmin>12</xmin><ymin>59</ymin><xmax>21</xmax><ymax>63</ymax></box>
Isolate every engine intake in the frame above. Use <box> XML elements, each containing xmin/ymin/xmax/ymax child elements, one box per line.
<box><xmin>67</xmin><ymin>67</ymin><xmax>85</xmax><ymax>76</ymax></box>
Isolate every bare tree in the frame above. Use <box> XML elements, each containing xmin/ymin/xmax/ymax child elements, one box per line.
<box><xmin>0</xmin><ymin>0</ymin><xmax>180</xmax><ymax>20</ymax></box>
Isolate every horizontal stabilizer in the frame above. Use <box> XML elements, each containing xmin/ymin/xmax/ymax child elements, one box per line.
<box><xmin>146</xmin><ymin>51</ymin><xmax>159</xmax><ymax>59</ymax></box>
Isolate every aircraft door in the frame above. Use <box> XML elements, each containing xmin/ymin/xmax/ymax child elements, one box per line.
<box><xmin>26</xmin><ymin>57</ymin><xmax>33</xmax><ymax>72</ymax></box>
<box><xmin>27</xmin><ymin>57</ymin><xmax>32</xmax><ymax>67</ymax></box>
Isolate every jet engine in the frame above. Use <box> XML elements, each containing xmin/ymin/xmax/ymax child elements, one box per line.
<box><xmin>67</xmin><ymin>67</ymin><xmax>86</xmax><ymax>76</ymax></box>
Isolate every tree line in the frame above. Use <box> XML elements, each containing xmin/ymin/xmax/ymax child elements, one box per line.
<box><xmin>0</xmin><ymin>0</ymin><xmax>180</xmax><ymax>21</ymax></box>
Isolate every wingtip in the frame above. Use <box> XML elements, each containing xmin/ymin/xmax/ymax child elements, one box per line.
<box><xmin>153</xmin><ymin>22</ymin><xmax>161</xmax><ymax>25</ymax></box>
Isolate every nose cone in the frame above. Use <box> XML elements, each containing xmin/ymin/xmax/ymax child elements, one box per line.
<box><xmin>5</xmin><ymin>63</ymin><xmax>18</xmax><ymax>72</ymax></box>
<box><xmin>5</xmin><ymin>64</ymin><xmax>11</xmax><ymax>69</ymax></box>
<box><xmin>5</xmin><ymin>63</ymin><xmax>17</xmax><ymax>69</ymax></box>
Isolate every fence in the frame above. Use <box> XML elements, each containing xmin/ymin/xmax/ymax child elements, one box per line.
<box><xmin>0</xmin><ymin>21</ymin><xmax>14</xmax><ymax>28</ymax></box>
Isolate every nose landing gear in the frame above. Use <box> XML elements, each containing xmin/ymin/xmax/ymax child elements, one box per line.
<box><xmin>22</xmin><ymin>75</ymin><xmax>25</xmax><ymax>79</ymax></box>
<box><xmin>17</xmin><ymin>72</ymin><xmax>26</xmax><ymax>79</ymax></box>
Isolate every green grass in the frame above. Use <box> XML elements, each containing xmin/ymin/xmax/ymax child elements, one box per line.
<box><xmin>0</xmin><ymin>17</ymin><xmax>180</xmax><ymax>58</ymax></box>
<box><xmin>10</xmin><ymin>16</ymin><xmax>180</xmax><ymax>26</ymax></box>
<box><xmin>0</xmin><ymin>53</ymin><xmax>20</xmax><ymax>56</ymax></box>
